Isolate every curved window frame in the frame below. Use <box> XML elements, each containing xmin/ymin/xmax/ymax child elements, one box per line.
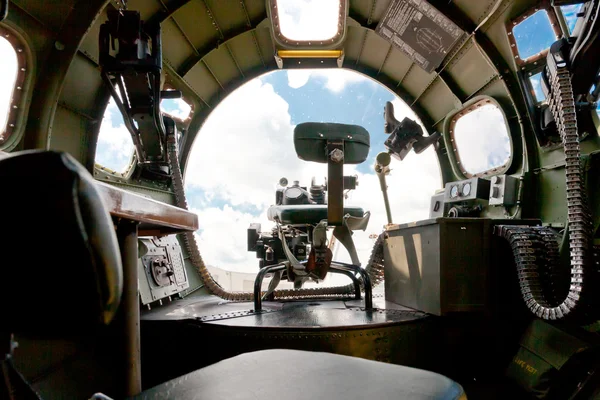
<box><xmin>444</xmin><ymin>96</ymin><xmax>513</xmax><ymax>179</ymax></box>
<box><xmin>506</xmin><ymin>4</ymin><xmax>561</xmax><ymax>67</ymax></box>
<box><xmin>0</xmin><ymin>25</ymin><xmax>31</xmax><ymax>151</ymax></box>
<box><xmin>268</xmin><ymin>0</ymin><xmax>348</xmax><ymax>49</ymax></box>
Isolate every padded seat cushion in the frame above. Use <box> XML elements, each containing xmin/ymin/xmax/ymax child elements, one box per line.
<box><xmin>268</xmin><ymin>205</ymin><xmax>364</xmax><ymax>225</ymax></box>
<box><xmin>0</xmin><ymin>150</ymin><xmax>123</xmax><ymax>333</ymax></box>
<box><xmin>133</xmin><ymin>349</ymin><xmax>465</xmax><ymax>400</ymax></box>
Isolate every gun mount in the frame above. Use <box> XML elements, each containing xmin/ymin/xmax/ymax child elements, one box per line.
<box><xmin>383</xmin><ymin>102</ymin><xmax>441</xmax><ymax>161</ymax></box>
<box><xmin>247</xmin><ymin>123</ymin><xmax>373</xmax><ymax>310</ymax></box>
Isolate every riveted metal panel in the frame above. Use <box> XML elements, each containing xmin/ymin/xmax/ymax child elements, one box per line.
<box><xmin>128</xmin><ymin>0</ymin><xmax>164</xmax><ymax>21</ymax></box>
<box><xmin>350</xmin><ymin>0</ymin><xmax>373</xmax><ymax>21</ymax></box>
<box><xmin>481</xmin><ymin>7</ymin><xmax>518</xmax><ymax>71</ymax></box>
<box><xmin>447</xmin><ymin>41</ymin><xmax>497</xmax><ymax>98</ymax></box>
<box><xmin>401</xmin><ymin>65</ymin><xmax>435</xmax><ymax>98</ymax></box>
<box><xmin>372</xmin><ymin>1</ymin><xmax>392</xmax><ymax>23</ymax></box>
<box><xmin>78</xmin><ymin>6</ymin><xmax>108</xmax><ymax>65</ymax></box>
<box><xmin>185</xmin><ymin>61</ymin><xmax>221</xmax><ymax>104</ymax></box>
<box><xmin>380</xmin><ymin>48</ymin><xmax>413</xmax><ymax>83</ymax></box>
<box><xmin>228</xmin><ymin>31</ymin><xmax>264</xmax><ymax>71</ymax></box>
<box><xmin>60</xmin><ymin>54</ymin><xmax>103</xmax><ymax>118</ymax></box>
<box><xmin>50</xmin><ymin>106</ymin><xmax>89</xmax><ymax>164</ymax></box>
<box><xmin>343</xmin><ymin>26</ymin><xmax>367</xmax><ymax>62</ymax></box>
<box><xmin>172</xmin><ymin>0</ymin><xmax>220</xmax><ymax>51</ymax></box>
<box><xmin>161</xmin><ymin>18</ymin><xmax>196</xmax><ymax>70</ymax></box>
<box><xmin>254</xmin><ymin>26</ymin><xmax>276</xmax><ymax>67</ymax></box>
<box><xmin>207</xmin><ymin>0</ymin><xmax>248</xmax><ymax>33</ymax></box>
<box><xmin>475</xmin><ymin>78</ymin><xmax>514</xmax><ymax>116</ymax></box>
<box><xmin>453</xmin><ymin>0</ymin><xmax>498</xmax><ymax>27</ymax></box>
<box><xmin>359</xmin><ymin>30</ymin><xmax>390</xmax><ymax>71</ymax></box>
<box><xmin>419</xmin><ymin>79</ymin><xmax>460</xmax><ymax>124</ymax></box>
<box><xmin>203</xmin><ymin>46</ymin><xmax>241</xmax><ymax>87</ymax></box>
<box><xmin>11</xmin><ymin>0</ymin><xmax>76</xmax><ymax>32</ymax></box>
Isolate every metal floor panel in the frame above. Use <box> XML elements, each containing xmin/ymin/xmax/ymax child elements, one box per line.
<box><xmin>141</xmin><ymin>294</ymin><xmax>426</xmax><ymax>328</ymax></box>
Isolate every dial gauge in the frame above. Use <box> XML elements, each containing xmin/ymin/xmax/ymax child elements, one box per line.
<box><xmin>450</xmin><ymin>185</ymin><xmax>459</xmax><ymax>198</ymax></box>
<box><xmin>462</xmin><ymin>182</ymin><xmax>471</xmax><ymax>197</ymax></box>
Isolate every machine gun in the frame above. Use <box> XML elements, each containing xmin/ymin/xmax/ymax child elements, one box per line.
<box><xmin>383</xmin><ymin>102</ymin><xmax>440</xmax><ymax>161</ymax></box>
<box><xmin>247</xmin><ymin>123</ymin><xmax>373</xmax><ymax>310</ymax></box>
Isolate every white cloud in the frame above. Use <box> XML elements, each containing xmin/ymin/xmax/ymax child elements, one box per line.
<box><xmin>287</xmin><ymin>69</ymin><xmax>372</xmax><ymax>93</ymax></box>
<box><xmin>453</xmin><ymin>104</ymin><xmax>511</xmax><ymax>174</ymax></box>
<box><xmin>185</xmin><ymin>78</ymin><xmax>325</xmax><ymax>210</ymax></box>
<box><xmin>287</xmin><ymin>70</ymin><xmax>311</xmax><ymax>89</ymax></box>
<box><xmin>0</xmin><ymin>37</ymin><xmax>18</xmax><ymax>140</ymax></box>
<box><xmin>95</xmin><ymin>98</ymin><xmax>135</xmax><ymax>172</ymax></box>
<box><xmin>192</xmin><ymin>205</ymin><xmax>272</xmax><ymax>272</ymax></box>
<box><xmin>277</xmin><ymin>0</ymin><xmax>340</xmax><ymax>41</ymax></box>
<box><xmin>161</xmin><ymin>98</ymin><xmax>192</xmax><ymax>120</ymax></box>
<box><xmin>184</xmin><ymin>73</ymin><xmax>441</xmax><ymax>274</ymax></box>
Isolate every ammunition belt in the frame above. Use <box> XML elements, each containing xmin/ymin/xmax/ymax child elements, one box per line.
<box><xmin>497</xmin><ymin>65</ymin><xmax>597</xmax><ymax>321</ymax></box>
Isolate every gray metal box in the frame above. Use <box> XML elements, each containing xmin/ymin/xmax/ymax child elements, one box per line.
<box><xmin>384</xmin><ymin>218</ymin><xmax>539</xmax><ymax>316</ymax></box>
<box><xmin>384</xmin><ymin>218</ymin><xmax>489</xmax><ymax>316</ymax></box>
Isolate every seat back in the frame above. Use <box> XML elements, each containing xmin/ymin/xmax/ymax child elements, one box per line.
<box><xmin>0</xmin><ymin>150</ymin><xmax>123</xmax><ymax>334</ymax></box>
<box><xmin>293</xmin><ymin>122</ymin><xmax>370</xmax><ymax>164</ymax></box>
<box><xmin>0</xmin><ymin>150</ymin><xmax>124</xmax><ymax>399</ymax></box>
<box><xmin>293</xmin><ymin>123</ymin><xmax>370</xmax><ymax>225</ymax></box>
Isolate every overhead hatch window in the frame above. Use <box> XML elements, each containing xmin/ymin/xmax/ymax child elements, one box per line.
<box><xmin>95</xmin><ymin>97</ymin><xmax>135</xmax><ymax>174</ymax></box>
<box><xmin>561</xmin><ymin>4</ymin><xmax>583</xmax><ymax>33</ymax></box>
<box><xmin>272</xmin><ymin>0</ymin><xmax>344</xmax><ymax>42</ymax></box>
<box><xmin>512</xmin><ymin>10</ymin><xmax>558</xmax><ymax>61</ymax></box>
<box><xmin>161</xmin><ymin>98</ymin><xmax>192</xmax><ymax>121</ymax></box>
<box><xmin>450</xmin><ymin>99</ymin><xmax>511</xmax><ymax>176</ymax></box>
<box><xmin>0</xmin><ymin>36</ymin><xmax>19</xmax><ymax>146</ymax></box>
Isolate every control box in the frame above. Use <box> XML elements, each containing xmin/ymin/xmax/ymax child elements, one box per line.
<box><xmin>488</xmin><ymin>175</ymin><xmax>518</xmax><ymax>206</ymax></box>
<box><xmin>138</xmin><ymin>235</ymin><xmax>189</xmax><ymax>305</ymax></box>
<box><xmin>383</xmin><ymin>218</ymin><xmax>539</xmax><ymax>315</ymax></box>
<box><xmin>444</xmin><ymin>177</ymin><xmax>490</xmax><ymax>203</ymax></box>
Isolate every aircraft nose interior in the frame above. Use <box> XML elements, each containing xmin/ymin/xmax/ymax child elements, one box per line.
<box><xmin>2</xmin><ymin>0</ymin><xmax>600</xmax><ymax>399</ymax></box>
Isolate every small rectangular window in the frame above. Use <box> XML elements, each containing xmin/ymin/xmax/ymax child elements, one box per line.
<box><xmin>561</xmin><ymin>4</ymin><xmax>584</xmax><ymax>34</ymax></box>
<box><xmin>512</xmin><ymin>10</ymin><xmax>558</xmax><ymax>61</ymax></box>
<box><xmin>450</xmin><ymin>99</ymin><xmax>512</xmax><ymax>176</ymax></box>
<box><xmin>529</xmin><ymin>72</ymin><xmax>546</xmax><ymax>103</ymax></box>
<box><xmin>276</xmin><ymin>0</ymin><xmax>340</xmax><ymax>41</ymax></box>
<box><xmin>269</xmin><ymin>0</ymin><xmax>347</xmax><ymax>47</ymax></box>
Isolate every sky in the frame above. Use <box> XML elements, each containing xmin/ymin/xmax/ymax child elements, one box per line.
<box><xmin>0</xmin><ymin>3</ymin><xmax>585</xmax><ymax>275</ymax></box>
<box><xmin>277</xmin><ymin>0</ymin><xmax>340</xmax><ymax>41</ymax></box>
<box><xmin>0</xmin><ymin>36</ymin><xmax>17</xmax><ymax>143</ymax></box>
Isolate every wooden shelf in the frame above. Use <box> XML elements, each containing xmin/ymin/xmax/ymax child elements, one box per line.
<box><xmin>96</xmin><ymin>181</ymin><xmax>198</xmax><ymax>236</ymax></box>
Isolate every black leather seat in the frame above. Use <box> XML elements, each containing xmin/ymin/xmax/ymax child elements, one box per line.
<box><xmin>133</xmin><ymin>349</ymin><xmax>465</xmax><ymax>400</ymax></box>
<box><xmin>0</xmin><ymin>150</ymin><xmax>123</xmax><ymax>398</ymax></box>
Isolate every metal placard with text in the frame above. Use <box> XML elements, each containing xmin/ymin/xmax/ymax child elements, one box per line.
<box><xmin>376</xmin><ymin>0</ymin><xmax>464</xmax><ymax>73</ymax></box>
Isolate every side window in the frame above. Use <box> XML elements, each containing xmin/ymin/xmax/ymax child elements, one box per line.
<box><xmin>449</xmin><ymin>99</ymin><xmax>512</xmax><ymax>177</ymax></box>
<box><xmin>510</xmin><ymin>9</ymin><xmax>559</xmax><ymax>64</ymax></box>
<box><xmin>160</xmin><ymin>98</ymin><xmax>192</xmax><ymax>121</ymax></box>
<box><xmin>0</xmin><ymin>29</ymin><xmax>27</xmax><ymax>149</ymax></box>
<box><xmin>95</xmin><ymin>97</ymin><xmax>135</xmax><ymax>174</ymax></box>
<box><xmin>528</xmin><ymin>72</ymin><xmax>546</xmax><ymax>103</ymax></box>
<box><xmin>561</xmin><ymin>4</ymin><xmax>584</xmax><ymax>34</ymax></box>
